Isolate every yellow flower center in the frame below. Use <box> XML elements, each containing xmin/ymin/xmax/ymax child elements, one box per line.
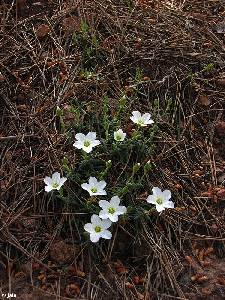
<box><xmin>84</xmin><ymin>140</ymin><xmax>91</xmax><ymax>147</ymax></box>
<box><xmin>156</xmin><ymin>197</ymin><xmax>163</xmax><ymax>205</ymax></box>
<box><xmin>108</xmin><ymin>207</ymin><xmax>115</xmax><ymax>214</ymax></box>
<box><xmin>95</xmin><ymin>226</ymin><xmax>102</xmax><ymax>233</ymax></box>
<box><xmin>91</xmin><ymin>187</ymin><xmax>98</xmax><ymax>193</ymax></box>
<box><xmin>137</xmin><ymin>118</ymin><xmax>144</xmax><ymax>125</ymax></box>
<box><xmin>52</xmin><ymin>182</ymin><xmax>59</xmax><ymax>189</ymax></box>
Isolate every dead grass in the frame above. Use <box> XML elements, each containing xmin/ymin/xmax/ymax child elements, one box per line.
<box><xmin>1</xmin><ymin>0</ymin><xmax>225</xmax><ymax>299</ymax></box>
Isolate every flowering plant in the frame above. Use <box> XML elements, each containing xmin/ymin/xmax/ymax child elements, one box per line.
<box><xmin>44</xmin><ymin>172</ymin><xmax>67</xmax><ymax>192</ymax></box>
<box><xmin>146</xmin><ymin>187</ymin><xmax>174</xmax><ymax>212</ymax></box>
<box><xmin>73</xmin><ymin>132</ymin><xmax>100</xmax><ymax>153</ymax></box>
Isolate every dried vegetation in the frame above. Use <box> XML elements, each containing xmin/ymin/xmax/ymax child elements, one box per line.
<box><xmin>1</xmin><ymin>0</ymin><xmax>225</xmax><ymax>299</ymax></box>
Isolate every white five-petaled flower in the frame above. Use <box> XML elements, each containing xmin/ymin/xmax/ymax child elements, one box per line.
<box><xmin>81</xmin><ymin>177</ymin><xmax>107</xmax><ymax>196</ymax></box>
<box><xmin>73</xmin><ymin>132</ymin><xmax>100</xmax><ymax>153</ymax></box>
<box><xmin>44</xmin><ymin>172</ymin><xmax>67</xmax><ymax>192</ymax></box>
<box><xmin>130</xmin><ymin>111</ymin><xmax>154</xmax><ymax>127</ymax></box>
<box><xmin>84</xmin><ymin>214</ymin><xmax>112</xmax><ymax>242</ymax></box>
<box><xmin>99</xmin><ymin>196</ymin><xmax>127</xmax><ymax>222</ymax></box>
<box><xmin>114</xmin><ymin>129</ymin><xmax>126</xmax><ymax>142</ymax></box>
<box><xmin>146</xmin><ymin>187</ymin><xmax>174</xmax><ymax>212</ymax></box>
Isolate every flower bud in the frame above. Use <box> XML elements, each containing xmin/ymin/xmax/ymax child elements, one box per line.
<box><xmin>133</xmin><ymin>163</ymin><xmax>141</xmax><ymax>173</ymax></box>
<box><xmin>144</xmin><ymin>160</ymin><xmax>152</xmax><ymax>174</ymax></box>
<box><xmin>56</xmin><ymin>106</ymin><xmax>63</xmax><ymax>117</ymax></box>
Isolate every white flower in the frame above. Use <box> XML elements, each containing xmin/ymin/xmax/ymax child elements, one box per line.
<box><xmin>130</xmin><ymin>111</ymin><xmax>154</xmax><ymax>126</ymax></box>
<box><xmin>81</xmin><ymin>177</ymin><xmax>107</xmax><ymax>196</ymax></box>
<box><xmin>84</xmin><ymin>214</ymin><xmax>112</xmax><ymax>242</ymax></box>
<box><xmin>146</xmin><ymin>187</ymin><xmax>174</xmax><ymax>212</ymax></box>
<box><xmin>114</xmin><ymin>129</ymin><xmax>126</xmax><ymax>142</ymax></box>
<box><xmin>99</xmin><ymin>196</ymin><xmax>127</xmax><ymax>222</ymax></box>
<box><xmin>73</xmin><ymin>132</ymin><xmax>100</xmax><ymax>153</ymax></box>
<box><xmin>44</xmin><ymin>172</ymin><xmax>67</xmax><ymax>192</ymax></box>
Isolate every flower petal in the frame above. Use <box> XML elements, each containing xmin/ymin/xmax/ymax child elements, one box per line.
<box><xmin>155</xmin><ymin>204</ymin><xmax>165</xmax><ymax>212</ymax></box>
<box><xmin>130</xmin><ymin>116</ymin><xmax>136</xmax><ymax>123</ymax></box>
<box><xmin>91</xmin><ymin>140</ymin><xmax>101</xmax><ymax>147</ymax></box>
<box><xmin>44</xmin><ymin>176</ymin><xmax>52</xmax><ymax>185</ymax></box>
<box><xmin>152</xmin><ymin>187</ymin><xmax>162</xmax><ymax>196</ymax></box>
<box><xmin>60</xmin><ymin>177</ymin><xmax>67</xmax><ymax>185</ymax></box>
<box><xmin>90</xmin><ymin>232</ymin><xmax>101</xmax><ymax>243</ymax></box>
<box><xmin>73</xmin><ymin>141</ymin><xmax>84</xmax><ymax>149</ymax></box>
<box><xmin>97</xmin><ymin>180</ymin><xmax>107</xmax><ymax>189</ymax></box>
<box><xmin>99</xmin><ymin>200</ymin><xmax>110</xmax><ymax>209</ymax></box>
<box><xmin>45</xmin><ymin>185</ymin><xmax>53</xmax><ymax>192</ymax></box>
<box><xmin>109</xmin><ymin>214</ymin><xmax>119</xmax><ymax>222</ymax></box>
<box><xmin>164</xmin><ymin>200</ymin><xmax>174</xmax><ymax>209</ymax></box>
<box><xmin>81</xmin><ymin>183</ymin><xmax>90</xmax><ymax>191</ymax></box>
<box><xmin>91</xmin><ymin>214</ymin><xmax>101</xmax><ymax>225</ymax></box>
<box><xmin>101</xmin><ymin>230</ymin><xmax>112</xmax><ymax>240</ymax></box>
<box><xmin>95</xmin><ymin>190</ymin><xmax>107</xmax><ymax>196</ymax></box>
<box><xmin>89</xmin><ymin>177</ymin><xmax>98</xmax><ymax>185</ymax></box>
<box><xmin>142</xmin><ymin>113</ymin><xmax>151</xmax><ymax>122</ymax></box>
<box><xmin>110</xmin><ymin>196</ymin><xmax>120</xmax><ymax>206</ymax></box>
<box><xmin>146</xmin><ymin>195</ymin><xmax>156</xmax><ymax>204</ymax></box>
<box><xmin>117</xmin><ymin>206</ymin><xmax>127</xmax><ymax>214</ymax></box>
<box><xmin>145</xmin><ymin>119</ymin><xmax>154</xmax><ymax>124</ymax></box>
<box><xmin>132</xmin><ymin>111</ymin><xmax>141</xmax><ymax>119</ymax></box>
<box><xmin>52</xmin><ymin>172</ymin><xmax>60</xmax><ymax>181</ymax></box>
<box><xmin>162</xmin><ymin>190</ymin><xmax>171</xmax><ymax>200</ymax></box>
<box><xmin>99</xmin><ymin>210</ymin><xmax>109</xmax><ymax>219</ymax></box>
<box><xmin>101</xmin><ymin>218</ymin><xmax>112</xmax><ymax>229</ymax></box>
<box><xmin>83</xmin><ymin>145</ymin><xmax>93</xmax><ymax>153</ymax></box>
<box><xmin>75</xmin><ymin>133</ymin><xmax>85</xmax><ymax>141</ymax></box>
<box><xmin>84</xmin><ymin>223</ymin><xmax>94</xmax><ymax>233</ymax></box>
<box><xmin>86</xmin><ymin>132</ymin><xmax>97</xmax><ymax>141</ymax></box>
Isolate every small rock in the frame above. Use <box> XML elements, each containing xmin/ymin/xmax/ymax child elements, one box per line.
<box><xmin>198</xmin><ymin>94</ymin><xmax>211</xmax><ymax>106</ymax></box>
<box><xmin>49</xmin><ymin>240</ymin><xmax>77</xmax><ymax>264</ymax></box>
<box><xmin>216</xmin><ymin>122</ymin><xmax>225</xmax><ymax>137</ymax></box>
<box><xmin>36</xmin><ymin>24</ymin><xmax>51</xmax><ymax>38</ymax></box>
<box><xmin>217</xmin><ymin>189</ymin><xmax>225</xmax><ymax>199</ymax></box>
<box><xmin>62</xmin><ymin>16</ymin><xmax>81</xmax><ymax>33</ymax></box>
